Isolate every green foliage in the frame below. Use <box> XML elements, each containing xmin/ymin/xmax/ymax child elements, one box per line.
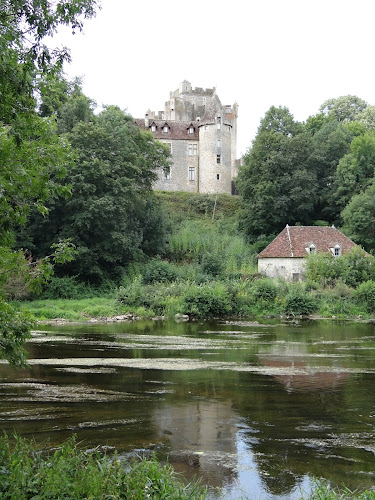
<box><xmin>201</xmin><ymin>253</ymin><xmax>223</xmax><ymax>277</ymax></box>
<box><xmin>182</xmin><ymin>283</ymin><xmax>233</xmax><ymax>318</ymax></box>
<box><xmin>237</xmin><ymin>106</ymin><xmax>317</xmax><ymax>240</ymax></box>
<box><xmin>354</xmin><ymin>281</ymin><xmax>375</xmax><ymax>313</ymax></box>
<box><xmin>142</xmin><ymin>259</ymin><xmax>179</xmax><ymax>284</ymax></box>
<box><xmin>320</xmin><ymin>95</ymin><xmax>368</xmax><ymax>122</ymax></box>
<box><xmin>304</xmin><ymin>478</ymin><xmax>375</xmax><ymax>500</ymax></box>
<box><xmin>24</xmin><ymin>106</ymin><xmax>171</xmax><ymax>283</ymax></box>
<box><xmin>39</xmin><ymin>276</ymin><xmax>92</xmax><ymax>299</ymax></box>
<box><xmin>284</xmin><ymin>286</ymin><xmax>318</xmax><ymax>316</ymax></box>
<box><xmin>0</xmin><ymin>434</ymin><xmax>206</xmax><ymax>499</ymax></box>
<box><xmin>342</xmin><ymin>181</ymin><xmax>375</xmax><ymax>252</ymax></box>
<box><xmin>305</xmin><ymin>248</ymin><xmax>375</xmax><ymax>287</ymax></box>
<box><xmin>0</xmin><ymin>0</ymin><xmax>97</xmax><ymax>364</ymax></box>
<box><xmin>252</xmin><ymin>278</ymin><xmax>277</xmax><ymax>302</ymax></box>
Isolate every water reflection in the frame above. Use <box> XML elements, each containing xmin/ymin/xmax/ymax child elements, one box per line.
<box><xmin>0</xmin><ymin>319</ymin><xmax>375</xmax><ymax>498</ymax></box>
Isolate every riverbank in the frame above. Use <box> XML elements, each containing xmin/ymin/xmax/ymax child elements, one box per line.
<box><xmin>12</xmin><ymin>275</ymin><xmax>375</xmax><ymax>324</ymax></box>
<box><xmin>2</xmin><ymin>432</ymin><xmax>375</xmax><ymax>499</ymax></box>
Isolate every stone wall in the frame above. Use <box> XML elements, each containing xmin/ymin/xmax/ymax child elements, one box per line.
<box><xmin>153</xmin><ymin>139</ymin><xmax>199</xmax><ymax>192</ymax></box>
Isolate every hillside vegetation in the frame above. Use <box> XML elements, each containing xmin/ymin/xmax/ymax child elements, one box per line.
<box><xmin>13</xmin><ymin>191</ymin><xmax>375</xmax><ymax>322</ymax></box>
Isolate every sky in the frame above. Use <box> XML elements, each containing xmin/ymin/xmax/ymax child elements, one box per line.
<box><xmin>49</xmin><ymin>0</ymin><xmax>375</xmax><ymax>157</ymax></box>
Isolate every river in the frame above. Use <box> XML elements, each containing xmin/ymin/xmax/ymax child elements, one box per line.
<box><xmin>1</xmin><ymin>318</ymin><xmax>375</xmax><ymax>498</ymax></box>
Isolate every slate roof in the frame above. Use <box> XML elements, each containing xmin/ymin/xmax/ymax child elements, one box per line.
<box><xmin>134</xmin><ymin>119</ymin><xmax>199</xmax><ymax>140</ymax></box>
<box><xmin>258</xmin><ymin>226</ymin><xmax>358</xmax><ymax>259</ymax></box>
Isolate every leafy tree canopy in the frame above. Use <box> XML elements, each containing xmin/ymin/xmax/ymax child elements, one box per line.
<box><xmin>22</xmin><ymin>106</ymin><xmax>171</xmax><ymax>283</ymax></box>
<box><xmin>0</xmin><ymin>0</ymin><xmax>98</xmax><ymax>365</ymax></box>
<box><xmin>342</xmin><ymin>181</ymin><xmax>375</xmax><ymax>252</ymax></box>
<box><xmin>237</xmin><ymin>107</ymin><xmax>317</xmax><ymax>240</ymax></box>
<box><xmin>319</xmin><ymin>95</ymin><xmax>368</xmax><ymax>123</ymax></box>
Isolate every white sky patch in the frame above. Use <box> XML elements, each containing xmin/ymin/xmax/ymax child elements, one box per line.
<box><xmin>46</xmin><ymin>0</ymin><xmax>375</xmax><ymax>157</ymax></box>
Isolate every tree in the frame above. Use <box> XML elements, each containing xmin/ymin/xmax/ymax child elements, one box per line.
<box><xmin>320</xmin><ymin>95</ymin><xmax>368</xmax><ymax>123</ymax></box>
<box><xmin>237</xmin><ymin>107</ymin><xmax>317</xmax><ymax>240</ymax></box>
<box><xmin>308</xmin><ymin>119</ymin><xmax>353</xmax><ymax>222</ymax></box>
<box><xmin>334</xmin><ymin>132</ymin><xmax>375</xmax><ymax>215</ymax></box>
<box><xmin>24</xmin><ymin>106</ymin><xmax>171</xmax><ymax>282</ymax></box>
<box><xmin>0</xmin><ymin>0</ymin><xmax>98</xmax><ymax>365</ymax></box>
<box><xmin>342</xmin><ymin>181</ymin><xmax>375</xmax><ymax>252</ymax></box>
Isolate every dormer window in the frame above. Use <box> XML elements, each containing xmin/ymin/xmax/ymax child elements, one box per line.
<box><xmin>189</xmin><ymin>126</ymin><xmax>194</xmax><ymax>134</ymax></box>
<box><xmin>334</xmin><ymin>244</ymin><xmax>341</xmax><ymax>257</ymax></box>
<box><xmin>151</xmin><ymin>124</ymin><xmax>156</xmax><ymax>132</ymax></box>
<box><xmin>163</xmin><ymin>125</ymin><xmax>169</xmax><ymax>133</ymax></box>
<box><xmin>217</xmin><ymin>116</ymin><xmax>221</xmax><ymax>129</ymax></box>
<box><xmin>309</xmin><ymin>243</ymin><xmax>316</xmax><ymax>254</ymax></box>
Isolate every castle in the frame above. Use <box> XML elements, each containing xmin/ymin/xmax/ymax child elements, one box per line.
<box><xmin>135</xmin><ymin>81</ymin><xmax>239</xmax><ymax>195</ymax></box>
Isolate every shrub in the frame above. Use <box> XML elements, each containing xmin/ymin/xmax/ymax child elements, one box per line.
<box><xmin>201</xmin><ymin>253</ymin><xmax>223</xmax><ymax>277</ymax></box>
<box><xmin>142</xmin><ymin>259</ymin><xmax>178</xmax><ymax>284</ymax></box>
<box><xmin>354</xmin><ymin>280</ymin><xmax>375</xmax><ymax>312</ymax></box>
<box><xmin>306</xmin><ymin>248</ymin><xmax>375</xmax><ymax>288</ymax></box>
<box><xmin>182</xmin><ymin>283</ymin><xmax>232</xmax><ymax>317</ymax></box>
<box><xmin>284</xmin><ymin>287</ymin><xmax>318</xmax><ymax>315</ymax></box>
<box><xmin>252</xmin><ymin>278</ymin><xmax>277</xmax><ymax>302</ymax></box>
<box><xmin>39</xmin><ymin>276</ymin><xmax>92</xmax><ymax>300</ymax></box>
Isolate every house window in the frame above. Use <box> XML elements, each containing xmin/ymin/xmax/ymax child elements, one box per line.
<box><xmin>216</xmin><ymin>173</ymin><xmax>220</xmax><ymax>180</ymax></box>
<box><xmin>334</xmin><ymin>245</ymin><xmax>341</xmax><ymax>257</ymax></box>
<box><xmin>189</xmin><ymin>167</ymin><xmax>195</xmax><ymax>181</ymax></box>
<box><xmin>217</xmin><ymin>154</ymin><xmax>221</xmax><ymax>164</ymax></box>
<box><xmin>193</xmin><ymin>144</ymin><xmax>197</xmax><ymax>156</ymax></box>
<box><xmin>163</xmin><ymin>168</ymin><xmax>171</xmax><ymax>180</ymax></box>
<box><xmin>217</xmin><ymin>116</ymin><xmax>221</xmax><ymax>129</ymax></box>
<box><xmin>151</xmin><ymin>124</ymin><xmax>156</xmax><ymax>132</ymax></box>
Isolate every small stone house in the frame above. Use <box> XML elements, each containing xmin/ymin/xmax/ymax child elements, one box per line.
<box><xmin>258</xmin><ymin>225</ymin><xmax>359</xmax><ymax>281</ymax></box>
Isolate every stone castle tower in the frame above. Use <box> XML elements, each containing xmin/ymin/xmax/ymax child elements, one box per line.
<box><xmin>134</xmin><ymin>80</ymin><xmax>239</xmax><ymax>195</ymax></box>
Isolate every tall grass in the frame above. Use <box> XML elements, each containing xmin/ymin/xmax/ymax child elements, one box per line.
<box><xmin>0</xmin><ymin>434</ymin><xmax>207</xmax><ymax>499</ymax></box>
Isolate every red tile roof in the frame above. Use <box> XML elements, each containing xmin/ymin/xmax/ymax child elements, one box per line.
<box><xmin>258</xmin><ymin>226</ymin><xmax>358</xmax><ymax>258</ymax></box>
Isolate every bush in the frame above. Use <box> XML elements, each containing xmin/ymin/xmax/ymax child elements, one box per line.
<box><xmin>201</xmin><ymin>253</ymin><xmax>223</xmax><ymax>277</ymax></box>
<box><xmin>284</xmin><ymin>287</ymin><xmax>318</xmax><ymax>315</ymax></box>
<box><xmin>354</xmin><ymin>280</ymin><xmax>375</xmax><ymax>312</ymax></box>
<box><xmin>306</xmin><ymin>248</ymin><xmax>375</xmax><ymax>288</ymax></box>
<box><xmin>39</xmin><ymin>276</ymin><xmax>93</xmax><ymax>300</ymax></box>
<box><xmin>182</xmin><ymin>283</ymin><xmax>232</xmax><ymax>318</ymax></box>
<box><xmin>252</xmin><ymin>278</ymin><xmax>278</xmax><ymax>302</ymax></box>
<box><xmin>142</xmin><ymin>259</ymin><xmax>178</xmax><ymax>284</ymax></box>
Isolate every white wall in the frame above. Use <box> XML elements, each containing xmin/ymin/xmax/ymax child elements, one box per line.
<box><xmin>258</xmin><ymin>258</ymin><xmax>306</xmax><ymax>281</ymax></box>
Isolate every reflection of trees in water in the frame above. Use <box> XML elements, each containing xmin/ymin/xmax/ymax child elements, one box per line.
<box><xmin>232</xmin><ymin>369</ymin><xmax>375</xmax><ymax>496</ymax></box>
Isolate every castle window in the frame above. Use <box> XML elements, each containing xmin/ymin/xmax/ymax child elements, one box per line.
<box><xmin>188</xmin><ymin>144</ymin><xmax>193</xmax><ymax>156</ymax></box>
<box><xmin>189</xmin><ymin>167</ymin><xmax>195</xmax><ymax>181</ymax></box>
<box><xmin>163</xmin><ymin>168</ymin><xmax>171</xmax><ymax>180</ymax></box>
<box><xmin>163</xmin><ymin>126</ymin><xmax>168</xmax><ymax>133</ymax></box>
<box><xmin>193</xmin><ymin>144</ymin><xmax>197</xmax><ymax>156</ymax></box>
<box><xmin>217</xmin><ymin>116</ymin><xmax>221</xmax><ymax>129</ymax></box>
<box><xmin>163</xmin><ymin>142</ymin><xmax>172</xmax><ymax>153</ymax></box>
<box><xmin>217</xmin><ymin>139</ymin><xmax>221</xmax><ymax>148</ymax></box>
<box><xmin>151</xmin><ymin>124</ymin><xmax>156</xmax><ymax>132</ymax></box>
<box><xmin>217</xmin><ymin>154</ymin><xmax>221</xmax><ymax>164</ymax></box>
<box><xmin>189</xmin><ymin>126</ymin><xmax>194</xmax><ymax>134</ymax></box>
<box><xmin>216</xmin><ymin>174</ymin><xmax>220</xmax><ymax>180</ymax></box>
